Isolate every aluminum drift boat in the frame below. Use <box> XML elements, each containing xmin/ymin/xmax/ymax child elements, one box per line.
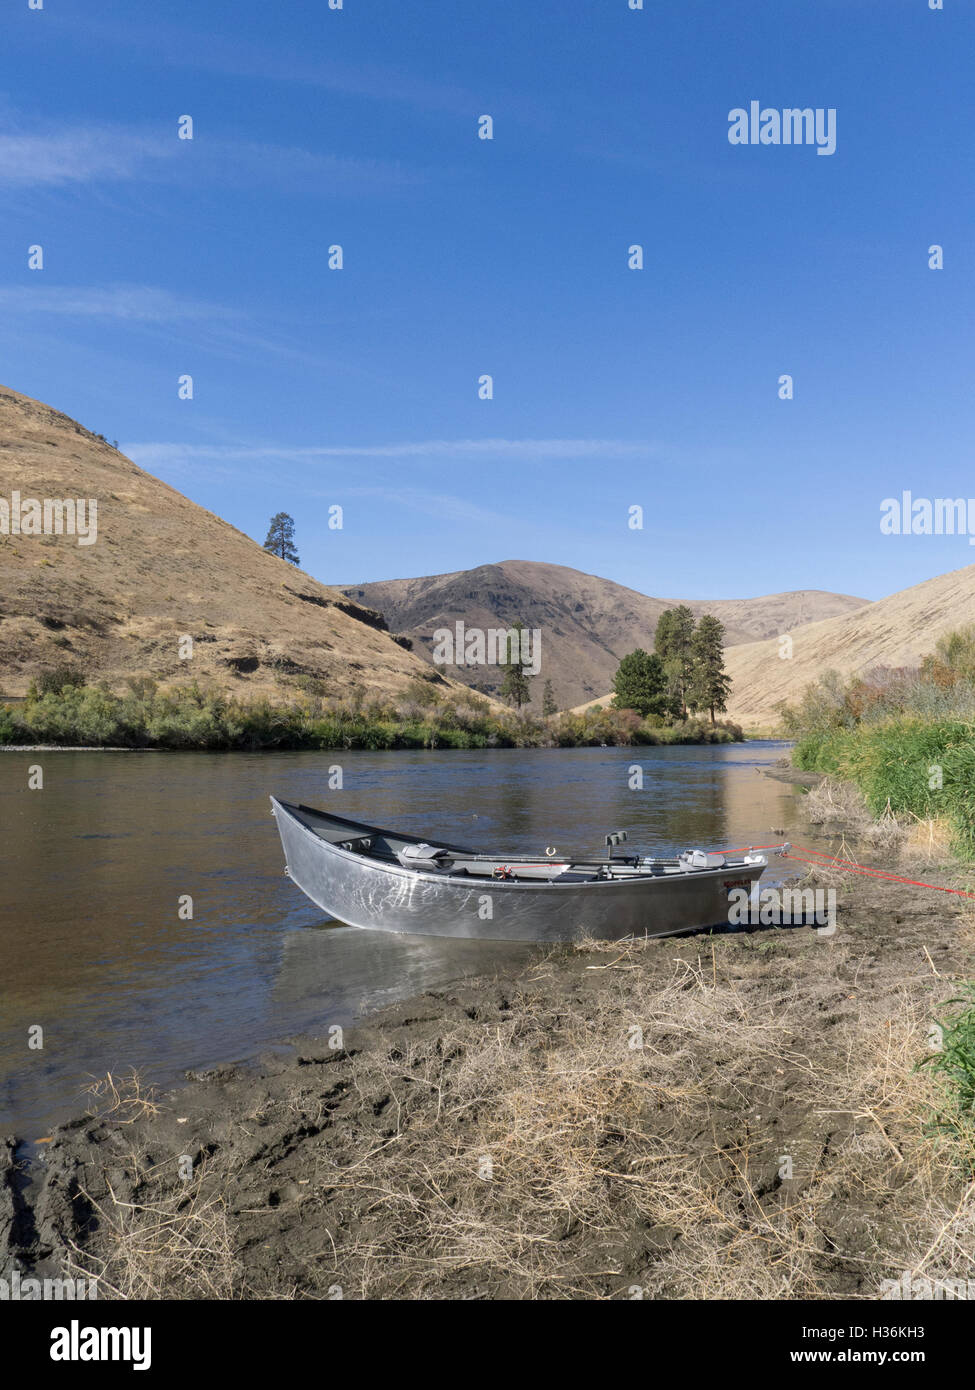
<box><xmin>271</xmin><ymin>798</ymin><xmax>788</xmax><ymax>943</ymax></box>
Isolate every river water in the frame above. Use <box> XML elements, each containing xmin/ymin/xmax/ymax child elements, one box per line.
<box><xmin>0</xmin><ymin>741</ymin><xmax>796</xmax><ymax>1135</ymax></box>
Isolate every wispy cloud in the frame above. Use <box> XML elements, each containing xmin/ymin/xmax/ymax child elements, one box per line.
<box><xmin>0</xmin><ymin>283</ymin><xmax>235</xmax><ymax>323</ymax></box>
<box><xmin>198</xmin><ymin>142</ymin><xmax>420</xmax><ymax>193</ymax></box>
<box><xmin>125</xmin><ymin>438</ymin><xmax>657</xmax><ymax>468</ymax></box>
<box><xmin>0</xmin><ymin>281</ymin><xmax>352</xmax><ymax>374</ymax></box>
<box><xmin>320</xmin><ymin>485</ymin><xmax>517</xmax><ymax>531</ymax></box>
<box><xmin>56</xmin><ymin>14</ymin><xmax>547</xmax><ymax>125</ymax></box>
<box><xmin>0</xmin><ymin>120</ymin><xmax>420</xmax><ymax>193</ymax></box>
<box><xmin>0</xmin><ymin>126</ymin><xmax>169</xmax><ymax>186</ymax></box>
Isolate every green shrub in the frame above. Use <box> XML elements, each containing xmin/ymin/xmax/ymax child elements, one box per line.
<box><xmin>33</xmin><ymin>664</ymin><xmax>84</xmax><ymax>697</ymax></box>
<box><xmin>0</xmin><ymin>683</ymin><xmax>746</xmax><ymax>753</ymax></box>
<box><xmin>780</xmin><ymin>639</ymin><xmax>975</xmax><ymax>858</ymax></box>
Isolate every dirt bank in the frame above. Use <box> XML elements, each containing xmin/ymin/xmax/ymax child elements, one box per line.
<box><xmin>5</xmin><ymin>781</ymin><xmax>975</xmax><ymax>1300</ymax></box>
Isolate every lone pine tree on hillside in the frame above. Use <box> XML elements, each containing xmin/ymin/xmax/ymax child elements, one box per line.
<box><xmin>264</xmin><ymin>512</ymin><xmax>300</xmax><ymax>565</ymax></box>
<box><xmin>542</xmin><ymin>679</ymin><xmax>558</xmax><ymax>716</ymax></box>
<box><xmin>689</xmin><ymin>613</ymin><xmax>732</xmax><ymax>723</ymax></box>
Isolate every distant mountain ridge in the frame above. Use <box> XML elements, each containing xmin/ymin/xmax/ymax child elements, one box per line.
<box><xmin>343</xmin><ymin>560</ymin><xmax>867</xmax><ymax>709</ymax></box>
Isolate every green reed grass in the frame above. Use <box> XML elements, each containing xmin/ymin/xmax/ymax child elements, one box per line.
<box><xmin>918</xmin><ymin>985</ymin><xmax>975</xmax><ymax>1153</ymax></box>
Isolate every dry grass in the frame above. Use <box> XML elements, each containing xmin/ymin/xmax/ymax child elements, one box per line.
<box><xmin>903</xmin><ymin>813</ymin><xmax>957</xmax><ymax>864</ymax></box>
<box><xmin>55</xmin><ymin>883</ymin><xmax>975</xmax><ymax>1300</ymax></box>
<box><xmin>804</xmin><ymin>777</ymin><xmax>907</xmax><ymax>853</ymax></box>
<box><xmin>802</xmin><ymin>780</ymin><xmax>963</xmax><ymax>870</ymax></box>
<box><xmin>312</xmin><ymin>1004</ymin><xmax>692</xmax><ymax>1297</ymax></box>
<box><xmin>639</xmin><ymin>987</ymin><xmax>975</xmax><ymax>1299</ymax></box>
<box><xmin>82</xmin><ymin>1068</ymin><xmax>162</xmax><ymax>1124</ymax></box>
<box><xmin>65</xmin><ymin>1148</ymin><xmax>239</xmax><ymax>1300</ymax></box>
<box><xmin>276</xmin><ymin>947</ymin><xmax>975</xmax><ymax>1299</ymax></box>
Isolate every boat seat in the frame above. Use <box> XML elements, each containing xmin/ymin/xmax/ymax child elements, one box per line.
<box><xmin>396</xmin><ymin>843</ymin><xmax>450</xmax><ymax>869</ymax></box>
<box><xmin>552</xmin><ymin>870</ymin><xmax>599</xmax><ymax>883</ymax></box>
<box><xmin>336</xmin><ymin>835</ymin><xmax>375</xmax><ymax>852</ymax></box>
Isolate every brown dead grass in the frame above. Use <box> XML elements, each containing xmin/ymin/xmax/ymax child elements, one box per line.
<box><xmin>276</xmin><ymin>946</ymin><xmax>975</xmax><ymax>1299</ymax></box>
<box><xmin>82</xmin><ymin>1068</ymin><xmax>162</xmax><ymax>1125</ymax></box>
<box><xmin>803</xmin><ymin>778</ymin><xmax>906</xmax><ymax>852</ymax></box>
<box><xmin>52</xmin><ymin>851</ymin><xmax>975</xmax><ymax>1301</ymax></box>
<box><xmin>65</xmin><ymin>1149</ymin><xmax>239</xmax><ymax>1300</ymax></box>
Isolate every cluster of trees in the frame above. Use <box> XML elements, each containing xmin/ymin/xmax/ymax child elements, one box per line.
<box><xmin>611</xmin><ymin>606</ymin><xmax>731</xmax><ymax>723</ymax></box>
<box><xmin>503</xmin><ymin>609</ymin><xmax>732</xmax><ymax>722</ymax></box>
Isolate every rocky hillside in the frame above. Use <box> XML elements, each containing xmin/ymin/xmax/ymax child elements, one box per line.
<box><xmin>0</xmin><ymin>386</ymin><xmax>452</xmax><ymax>703</ymax></box>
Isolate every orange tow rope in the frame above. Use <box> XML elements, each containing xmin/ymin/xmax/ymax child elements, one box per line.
<box><xmin>710</xmin><ymin>843</ymin><xmax>975</xmax><ymax>901</ymax></box>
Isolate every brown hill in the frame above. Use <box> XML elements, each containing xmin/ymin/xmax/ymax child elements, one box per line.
<box><xmin>343</xmin><ymin>560</ymin><xmax>866</xmax><ymax>710</ymax></box>
<box><xmin>0</xmin><ymin>385</ymin><xmax>453</xmax><ymax>702</ymax></box>
<box><xmin>721</xmin><ymin>562</ymin><xmax>975</xmax><ymax>727</ymax></box>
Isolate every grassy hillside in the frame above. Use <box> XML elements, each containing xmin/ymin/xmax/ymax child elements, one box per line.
<box><xmin>0</xmin><ymin>385</ymin><xmax>452</xmax><ymax>704</ymax></box>
<box><xmin>723</xmin><ymin>562</ymin><xmax>975</xmax><ymax>726</ymax></box>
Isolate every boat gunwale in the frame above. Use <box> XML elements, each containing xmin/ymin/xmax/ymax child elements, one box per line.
<box><xmin>270</xmin><ymin>798</ymin><xmax>768</xmax><ymax>893</ymax></box>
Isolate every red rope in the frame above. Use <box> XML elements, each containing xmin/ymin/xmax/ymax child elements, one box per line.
<box><xmin>709</xmin><ymin>842</ymin><xmax>975</xmax><ymax>900</ymax></box>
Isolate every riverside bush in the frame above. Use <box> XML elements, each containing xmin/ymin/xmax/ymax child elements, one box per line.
<box><xmin>0</xmin><ymin>683</ymin><xmax>743</xmax><ymax>752</ymax></box>
<box><xmin>781</xmin><ymin>636</ymin><xmax>975</xmax><ymax>858</ymax></box>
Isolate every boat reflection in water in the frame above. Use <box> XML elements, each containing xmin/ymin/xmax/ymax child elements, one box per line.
<box><xmin>272</xmin><ymin>918</ymin><xmax>535</xmax><ymax>1026</ymax></box>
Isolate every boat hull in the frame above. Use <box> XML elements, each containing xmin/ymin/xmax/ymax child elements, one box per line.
<box><xmin>271</xmin><ymin>798</ymin><xmax>767</xmax><ymax>942</ymax></box>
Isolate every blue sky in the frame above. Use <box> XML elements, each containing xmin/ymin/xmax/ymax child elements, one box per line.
<box><xmin>2</xmin><ymin>0</ymin><xmax>973</xmax><ymax>601</ymax></box>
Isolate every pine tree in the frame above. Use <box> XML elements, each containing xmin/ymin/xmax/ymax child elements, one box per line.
<box><xmin>654</xmin><ymin>605</ymin><xmax>696</xmax><ymax>719</ymax></box>
<box><xmin>500</xmin><ymin>621</ymin><xmax>533</xmax><ymax>709</ymax></box>
<box><xmin>611</xmin><ymin>649</ymin><xmax>668</xmax><ymax>717</ymax></box>
<box><xmin>263</xmin><ymin>512</ymin><xmax>300</xmax><ymax>565</ymax></box>
<box><xmin>542</xmin><ymin>679</ymin><xmax>558</xmax><ymax>716</ymax></box>
<box><xmin>689</xmin><ymin>613</ymin><xmax>732</xmax><ymax>723</ymax></box>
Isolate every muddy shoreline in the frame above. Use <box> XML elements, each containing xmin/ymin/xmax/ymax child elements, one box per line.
<box><xmin>4</xmin><ymin>773</ymin><xmax>974</xmax><ymax>1300</ymax></box>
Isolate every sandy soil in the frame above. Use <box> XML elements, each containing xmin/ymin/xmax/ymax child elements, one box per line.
<box><xmin>4</xmin><ymin>778</ymin><xmax>975</xmax><ymax>1301</ymax></box>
